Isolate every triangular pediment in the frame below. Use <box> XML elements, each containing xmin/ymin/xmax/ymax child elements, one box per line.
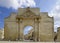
<box><xmin>20</xmin><ymin>10</ymin><xmax>38</xmax><ymax>18</ymax></box>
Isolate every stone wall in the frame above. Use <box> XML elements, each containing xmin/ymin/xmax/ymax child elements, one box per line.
<box><xmin>4</xmin><ymin>13</ymin><xmax>18</xmax><ymax>41</ymax></box>
<box><xmin>39</xmin><ymin>12</ymin><xmax>54</xmax><ymax>42</ymax></box>
<box><xmin>0</xmin><ymin>29</ymin><xmax>4</xmax><ymax>40</ymax></box>
<box><xmin>56</xmin><ymin>27</ymin><xmax>60</xmax><ymax>42</ymax></box>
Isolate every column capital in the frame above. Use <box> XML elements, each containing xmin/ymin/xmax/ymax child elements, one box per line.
<box><xmin>34</xmin><ymin>18</ymin><xmax>40</xmax><ymax>23</ymax></box>
<box><xmin>20</xmin><ymin>19</ymin><xmax>23</xmax><ymax>23</ymax></box>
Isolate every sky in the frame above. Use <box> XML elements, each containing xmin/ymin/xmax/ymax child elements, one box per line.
<box><xmin>24</xmin><ymin>26</ymin><xmax>33</xmax><ymax>35</ymax></box>
<box><xmin>0</xmin><ymin>0</ymin><xmax>60</xmax><ymax>33</ymax></box>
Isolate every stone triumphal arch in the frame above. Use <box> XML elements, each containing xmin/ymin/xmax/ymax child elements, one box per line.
<box><xmin>4</xmin><ymin>7</ymin><xmax>54</xmax><ymax>42</ymax></box>
<box><xmin>16</xmin><ymin>9</ymin><xmax>41</xmax><ymax>41</ymax></box>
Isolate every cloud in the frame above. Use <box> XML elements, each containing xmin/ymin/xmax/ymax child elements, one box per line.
<box><xmin>0</xmin><ymin>0</ymin><xmax>36</xmax><ymax>9</ymax></box>
<box><xmin>0</xmin><ymin>0</ymin><xmax>19</xmax><ymax>9</ymax></box>
<box><xmin>19</xmin><ymin>0</ymin><xmax>36</xmax><ymax>7</ymax></box>
<box><xmin>49</xmin><ymin>0</ymin><xmax>60</xmax><ymax>32</ymax></box>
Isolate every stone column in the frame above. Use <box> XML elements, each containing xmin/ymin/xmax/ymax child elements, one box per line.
<box><xmin>17</xmin><ymin>18</ymin><xmax>20</xmax><ymax>40</ymax></box>
<box><xmin>34</xmin><ymin>18</ymin><xmax>37</xmax><ymax>41</ymax></box>
<box><xmin>36</xmin><ymin>18</ymin><xmax>40</xmax><ymax>41</ymax></box>
<box><xmin>34</xmin><ymin>18</ymin><xmax>39</xmax><ymax>41</ymax></box>
<box><xmin>38</xmin><ymin>19</ymin><xmax>40</xmax><ymax>41</ymax></box>
<box><xmin>20</xmin><ymin>19</ymin><xmax>24</xmax><ymax>41</ymax></box>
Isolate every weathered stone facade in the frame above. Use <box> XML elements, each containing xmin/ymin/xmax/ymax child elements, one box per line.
<box><xmin>0</xmin><ymin>29</ymin><xmax>4</xmax><ymax>40</ymax></box>
<box><xmin>56</xmin><ymin>27</ymin><xmax>60</xmax><ymax>42</ymax></box>
<box><xmin>4</xmin><ymin>7</ymin><xmax>54</xmax><ymax>42</ymax></box>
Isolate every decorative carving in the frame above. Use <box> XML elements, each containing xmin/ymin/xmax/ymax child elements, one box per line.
<box><xmin>20</xmin><ymin>10</ymin><xmax>37</xmax><ymax>18</ymax></box>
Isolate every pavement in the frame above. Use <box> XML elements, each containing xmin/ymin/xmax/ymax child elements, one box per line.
<box><xmin>0</xmin><ymin>41</ymin><xmax>60</xmax><ymax>43</ymax></box>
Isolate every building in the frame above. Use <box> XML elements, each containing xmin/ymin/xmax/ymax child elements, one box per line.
<box><xmin>0</xmin><ymin>29</ymin><xmax>4</xmax><ymax>40</ymax></box>
<box><xmin>56</xmin><ymin>27</ymin><xmax>60</xmax><ymax>42</ymax></box>
<box><xmin>4</xmin><ymin>7</ymin><xmax>54</xmax><ymax>41</ymax></box>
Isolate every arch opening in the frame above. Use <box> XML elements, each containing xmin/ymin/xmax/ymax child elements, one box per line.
<box><xmin>23</xmin><ymin>26</ymin><xmax>34</xmax><ymax>40</ymax></box>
